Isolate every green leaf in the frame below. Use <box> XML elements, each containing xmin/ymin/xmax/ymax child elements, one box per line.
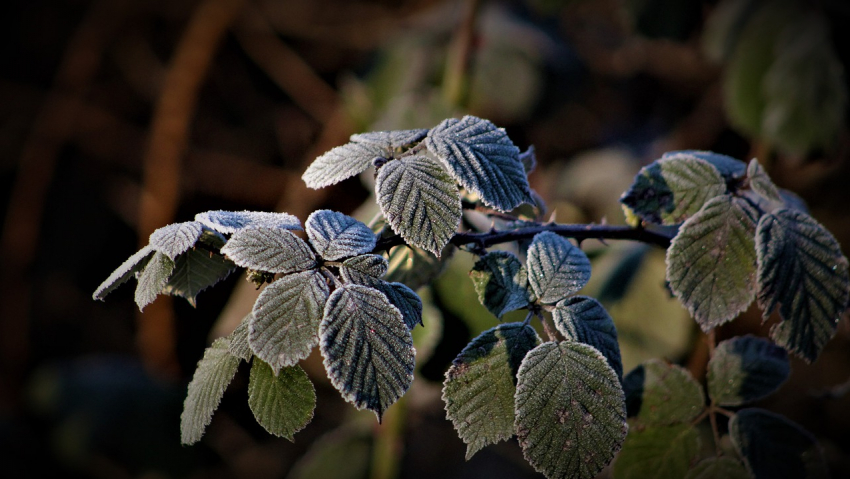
<box><xmin>515</xmin><ymin>342</ymin><xmax>627</xmax><ymax>479</ymax></box>
<box><xmin>93</xmin><ymin>245</ymin><xmax>155</xmax><ymax>300</ymax></box>
<box><xmin>306</xmin><ymin>210</ymin><xmax>376</xmax><ymax>261</ymax></box>
<box><xmin>180</xmin><ymin>338</ymin><xmax>239</xmax><ymax>445</ymax></box>
<box><xmin>553</xmin><ymin>296</ymin><xmax>623</xmax><ymax>380</ymax></box>
<box><xmin>612</xmin><ymin>423</ymin><xmax>701</xmax><ymax>479</ymax></box>
<box><xmin>685</xmin><ymin>457</ymin><xmax>753</xmax><ymax>479</ymax></box>
<box><xmin>762</xmin><ymin>14</ymin><xmax>847</xmax><ymax>155</ymax></box>
<box><xmin>723</xmin><ymin>3</ymin><xmax>795</xmax><ymax>137</ymax></box>
<box><xmin>162</xmin><ymin>249</ymin><xmax>236</xmax><ymax>307</ymax></box>
<box><xmin>756</xmin><ymin>209</ymin><xmax>850</xmax><ymax>362</ymax></box>
<box><xmin>469</xmin><ymin>251</ymin><xmax>531</xmax><ymax>318</ymax></box>
<box><xmin>707</xmin><ymin>335</ymin><xmax>790</xmax><ymax>406</ymax></box>
<box><xmin>302</xmin><ymin>141</ymin><xmax>388</xmax><ymax>189</ymax></box>
<box><xmin>527</xmin><ymin>231</ymin><xmax>591</xmax><ymax>304</ymax></box>
<box><xmin>319</xmin><ymin>285</ymin><xmax>415</xmax><ymax>420</ymax></box>
<box><xmin>384</xmin><ymin>243</ymin><xmax>454</xmax><ymax>290</ymax></box>
<box><xmin>661</xmin><ymin>150</ymin><xmax>747</xmax><ymax>181</ymax></box>
<box><xmin>623</xmin><ymin>359</ymin><xmax>705</xmax><ymax>427</ymax></box>
<box><xmin>620</xmin><ymin>156</ymin><xmax>727</xmax><ymax>225</ymax></box>
<box><xmin>747</xmin><ymin>159</ymin><xmax>781</xmax><ymax>203</ymax></box>
<box><xmin>228</xmin><ymin>314</ymin><xmax>252</xmax><ymax>362</ymax></box>
<box><xmin>149</xmin><ymin>221</ymin><xmax>204</xmax><ymax>260</ymax></box>
<box><xmin>340</xmin><ymin>254</ymin><xmax>388</xmax><ymax>283</ymax></box>
<box><xmin>195</xmin><ymin>210</ymin><xmax>302</xmax><ymax>234</ymax></box>
<box><xmin>251</xmin><ymin>270</ymin><xmax>330</xmax><ymax>373</ymax></box>
<box><xmin>443</xmin><ymin>323</ymin><xmax>541</xmax><ymax>459</ymax></box>
<box><xmin>375</xmin><ymin>155</ymin><xmax>461</xmax><ymax>256</ymax></box>
<box><xmin>667</xmin><ymin>194</ymin><xmax>759</xmax><ymax>331</ymax></box>
<box><xmin>424</xmin><ymin>115</ymin><xmax>531</xmax><ymax>212</ymax></box>
<box><xmin>221</xmin><ymin>227</ymin><xmax>317</xmax><ymax>273</ymax></box>
<box><xmin>730</xmin><ymin>408</ymin><xmax>828</xmax><ymax>479</ymax></box>
<box><xmin>349</xmin><ymin>128</ymin><xmax>428</xmax><ymax>148</ymax></box>
<box><xmin>248</xmin><ymin>360</ymin><xmax>316</xmax><ymax>441</ymax></box>
<box><xmin>134</xmin><ymin>251</ymin><xmax>174</xmax><ymax>311</ymax></box>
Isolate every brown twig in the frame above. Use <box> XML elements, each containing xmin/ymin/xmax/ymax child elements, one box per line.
<box><xmin>137</xmin><ymin>0</ymin><xmax>246</xmax><ymax>377</ymax></box>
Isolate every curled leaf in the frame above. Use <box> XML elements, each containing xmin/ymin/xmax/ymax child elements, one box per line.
<box><xmin>93</xmin><ymin>245</ymin><xmax>155</xmax><ymax>300</ymax></box>
<box><xmin>469</xmin><ymin>251</ymin><xmax>532</xmax><ymax>318</ymax></box>
<box><xmin>195</xmin><ymin>210</ymin><xmax>302</xmax><ymax>233</ymax></box>
<box><xmin>149</xmin><ymin>221</ymin><xmax>204</xmax><ymax>260</ymax></box>
<box><xmin>306</xmin><ymin>210</ymin><xmax>376</xmax><ymax>261</ymax></box>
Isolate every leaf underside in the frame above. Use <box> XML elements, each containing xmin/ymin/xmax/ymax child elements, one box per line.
<box><xmin>443</xmin><ymin>323</ymin><xmax>541</xmax><ymax>459</ymax></box>
<box><xmin>527</xmin><ymin>232</ymin><xmax>591</xmax><ymax>304</ymax></box>
<box><xmin>162</xmin><ymin>249</ymin><xmax>236</xmax><ymax>307</ymax></box>
<box><xmin>181</xmin><ymin>338</ymin><xmax>239</xmax><ymax>445</ymax></box>
<box><xmin>667</xmin><ymin>194</ymin><xmax>759</xmax><ymax>331</ymax></box>
<box><xmin>707</xmin><ymin>335</ymin><xmax>789</xmax><ymax>406</ymax></box>
<box><xmin>149</xmin><ymin>221</ymin><xmax>204</xmax><ymax>260</ymax></box>
<box><xmin>221</xmin><ymin>227</ymin><xmax>317</xmax><ymax>274</ymax></box>
<box><xmin>515</xmin><ymin>342</ymin><xmax>627</xmax><ymax>479</ymax></box>
<box><xmin>196</xmin><ymin>210</ymin><xmax>302</xmax><ymax>233</ymax></box>
<box><xmin>469</xmin><ymin>251</ymin><xmax>531</xmax><ymax>318</ymax></box>
<box><xmin>623</xmin><ymin>359</ymin><xmax>705</xmax><ymax>427</ymax></box>
<box><xmin>730</xmin><ymin>408</ymin><xmax>827</xmax><ymax>479</ymax></box>
<box><xmin>424</xmin><ymin>115</ymin><xmax>530</xmax><ymax>212</ymax></box>
<box><xmin>248</xmin><ymin>360</ymin><xmax>316</xmax><ymax>441</ymax></box>
<box><xmin>553</xmin><ymin>296</ymin><xmax>623</xmax><ymax>380</ymax></box>
<box><xmin>134</xmin><ymin>251</ymin><xmax>175</xmax><ymax>311</ymax></box>
<box><xmin>756</xmin><ymin>209</ymin><xmax>850</xmax><ymax>362</ymax></box>
<box><xmin>251</xmin><ymin>270</ymin><xmax>330</xmax><ymax>373</ymax></box>
<box><xmin>319</xmin><ymin>285</ymin><xmax>415</xmax><ymax>420</ymax></box>
<box><xmin>93</xmin><ymin>245</ymin><xmax>155</xmax><ymax>300</ymax></box>
<box><xmin>661</xmin><ymin>150</ymin><xmax>747</xmax><ymax>180</ymax></box>
<box><xmin>620</xmin><ymin>156</ymin><xmax>727</xmax><ymax>225</ymax></box>
<box><xmin>376</xmin><ymin>155</ymin><xmax>461</xmax><ymax>256</ymax></box>
<box><xmin>306</xmin><ymin>210</ymin><xmax>377</xmax><ymax>261</ymax></box>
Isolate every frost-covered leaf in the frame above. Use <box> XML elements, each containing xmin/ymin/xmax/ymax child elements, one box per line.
<box><xmin>319</xmin><ymin>285</ymin><xmax>414</xmax><ymax>420</ymax></box>
<box><xmin>527</xmin><ymin>231</ymin><xmax>591</xmax><ymax>304</ymax></box>
<box><xmin>180</xmin><ymin>338</ymin><xmax>239</xmax><ymax>445</ymax></box>
<box><xmin>376</xmin><ymin>155</ymin><xmax>461</xmax><ymax>256</ymax></box>
<box><xmin>730</xmin><ymin>408</ymin><xmax>828</xmax><ymax>479</ymax></box>
<box><xmin>469</xmin><ymin>251</ymin><xmax>531</xmax><ymax>318</ymax></box>
<box><xmin>667</xmin><ymin>195</ymin><xmax>759</xmax><ymax>331</ymax></box>
<box><xmin>340</xmin><ymin>254</ymin><xmax>388</xmax><ymax>283</ymax></box>
<box><xmin>553</xmin><ymin>296</ymin><xmax>623</xmax><ymax>379</ymax></box>
<box><xmin>515</xmin><ymin>342</ymin><xmax>627</xmax><ymax>479</ymax></box>
<box><xmin>707</xmin><ymin>335</ymin><xmax>789</xmax><ymax>406</ymax></box>
<box><xmin>195</xmin><ymin>210</ymin><xmax>301</xmax><ymax>234</ymax></box>
<box><xmin>443</xmin><ymin>323</ymin><xmax>540</xmax><ymax>459</ymax></box>
<box><xmin>337</xmin><ymin>267</ymin><xmax>423</xmax><ymax>329</ymax></box>
<box><xmin>149</xmin><ymin>221</ymin><xmax>204</xmax><ymax>260</ymax></box>
<box><xmin>762</xmin><ymin>14</ymin><xmax>847</xmax><ymax>155</ymax></box>
<box><xmin>251</xmin><ymin>270</ymin><xmax>329</xmax><ymax>373</ymax></box>
<box><xmin>661</xmin><ymin>150</ymin><xmax>747</xmax><ymax>181</ymax></box>
<box><xmin>685</xmin><ymin>457</ymin><xmax>753</xmax><ymax>479</ymax></box>
<box><xmin>93</xmin><ymin>246</ymin><xmax>155</xmax><ymax>300</ymax></box>
<box><xmin>349</xmin><ymin>129</ymin><xmax>428</xmax><ymax>148</ymax></box>
<box><xmin>623</xmin><ymin>359</ymin><xmax>705</xmax><ymax>427</ymax></box>
<box><xmin>248</xmin><ymin>360</ymin><xmax>315</xmax><ymax>441</ymax></box>
<box><xmin>302</xmin><ymin>141</ymin><xmax>387</xmax><ymax>189</ymax></box>
<box><xmin>747</xmin><ymin>159</ymin><xmax>781</xmax><ymax>203</ymax></box>
<box><xmin>620</xmin><ymin>156</ymin><xmax>727</xmax><ymax>225</ymax></box>
<box><xmin>613</xmin><ymin>424</ymin><xmax>701</xmax><ymax>479</ymax></box>
<box><xmin>306</xmin><ymin>210</ymin><xmax>376</xmax><ymax>261</ymax></box>
<box><xmin>134</xmin><ymin>252</ymin><xmax>174</xmax><ymax>311</ymax></box>
<box><xmin>228</xmin><ymin>314</ymin><xmax>252</xmax><ymax>362</ymax></box>
<box><xmin>162</xmin><ymin>249</ymin><xmax>236</xmax><ymax>307</ymax></box>
<box><xmin>425</xmin><ymin>115</ymin><xmax>531</xmax><ymax>211</ymax></box>
<box><xmin>221</xmin><ymin>227</ymin><xmax>316</xmax><ymax>274</ymax></box>
<box><xmin>519</xmin><ymin>145</ymin><xmax>537</xmax><ymax>175</ymax></box>
<box><xmin>756</xmin><ymin>209</ymin><xmax>850</xmax><ymax>362</ymax></box>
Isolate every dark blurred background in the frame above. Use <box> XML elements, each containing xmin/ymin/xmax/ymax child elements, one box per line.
<box><xmin>2</xmin><ymin>0</ymin><xmax>850</xmax><ymax>478</ymax></box>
